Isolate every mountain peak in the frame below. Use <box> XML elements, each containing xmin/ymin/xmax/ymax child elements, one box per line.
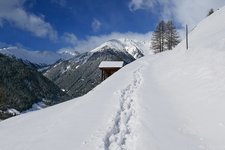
<box><xmin>90</xmin><ymin>38</ymin><xmax>149</xmax><ymax>59</ymax></box>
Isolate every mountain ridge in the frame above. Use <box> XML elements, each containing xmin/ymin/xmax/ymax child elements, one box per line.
<box><xmin>43</xmin><ymin>38</ymin><xmax>148</xmax><ymax>98</ymax></box>
<box><xmin>0</xmin><ymin>54</ymin><xmax>71</xmax><ymax>119</ymax></box>
<box><xmin>0</xmin><ymin>46</ymin><xmax>78</xmax><ymax>65</ymax></box>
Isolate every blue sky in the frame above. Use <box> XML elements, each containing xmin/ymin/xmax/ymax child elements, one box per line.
<box><xmin>0</xmin><ymin>0</ymin><xmax>224</xmax><ymax>52</ymax></box>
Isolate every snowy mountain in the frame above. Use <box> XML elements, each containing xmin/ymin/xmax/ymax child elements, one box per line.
<box><xmin>44</xmin><ymin>38</ymin><xmax>145</xmax><ymax>98</ymax></box>
<box><xmin>1</xmin><ymin>5</ymin><xmax>225</xmax><ymax>150</ymax></box>
<box><xmin>0</xmin><ymin>46</ymin><xmax>77</xmax><ymax>65</ymax></box>
<box><xmin>91</xmin><ymin>38</ymin><xmax>151</xmax><ymax>59</ymax></box>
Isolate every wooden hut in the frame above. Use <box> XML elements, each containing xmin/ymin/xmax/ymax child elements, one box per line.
<box><xmin>99</xmin><ymin>61</ymin><xmax>124</xmax><ymax>81</ymax></box>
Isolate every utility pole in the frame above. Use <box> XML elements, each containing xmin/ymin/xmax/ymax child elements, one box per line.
<box><xmin>186</xmin><ymin>24</ymin><xmax>188</xmax><ymax>50</ymax></box>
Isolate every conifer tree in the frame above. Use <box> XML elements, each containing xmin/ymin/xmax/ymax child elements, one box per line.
<box><xmin>165</xmin><ymin>21</ymin><xmax>180</xmax><ymax>50</ymax></box>
<box><xmin>207</xmin><ymin>9</ymin><xmax>214</xmax><ymax>16</ymax></box>
<box><xmin>151</xmin><ymin>20</ymin><xmax>166</xmax><ymax>53</ymax></box>
<box><xmin>151</xmin><ymin>20</ymin><xmax>180</xmax><ymax>53</ymax></box>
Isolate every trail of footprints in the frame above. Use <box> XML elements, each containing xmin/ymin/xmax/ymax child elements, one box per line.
<box><xmin>103</xmin><ymin>69</ymin><xmax>142</xmax><ymax>150</ymax></box>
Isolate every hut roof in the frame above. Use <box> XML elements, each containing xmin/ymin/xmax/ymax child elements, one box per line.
<box><xmin>99</xmin><ymin>61</ymin><xmax>124</xmax><ymax>68</ymax></box>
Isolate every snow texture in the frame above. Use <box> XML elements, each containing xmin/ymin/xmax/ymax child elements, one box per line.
<box><xmin>99</xmin><ymin>61</ymin><xmax>124</xmax><ymax>68</ymax></box>
<box><xmin>6</xmin><ymin>109</ymin><xmax>20</xmax><ymax>115</ymax></box>
<box><xmin>23</xmin><ymin>102</ymin><xmax>47</xmax><ymax>113</ymax></box>
<box><xmin>103</xmin><ymin>68</ymin><xmax>142</xmax><ymax>150</ymax></box>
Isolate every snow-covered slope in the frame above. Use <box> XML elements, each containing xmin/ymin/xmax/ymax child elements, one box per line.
<box><xmin>1</xmin><ymin>5</ymin><xmax>225</xmax><ymax>150</ymax></box>
<box><xmin>0</xmin><ymin>46</ymin><xmax>76</xmax><ymax>65</ymax></box>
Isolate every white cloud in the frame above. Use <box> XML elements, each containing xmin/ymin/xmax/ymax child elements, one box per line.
<box><xmin>0</xmin><ymin>0</ymin><xmax>58</xmax><ymax>40</ymax></box>
<box><xmin>129</xmin><ymin>0</ymin><xmax>156</xmax><ymax>11</ymax></box>
<box><xmin>62</xmin><ymin>32</ymin><xmax>78</xmax><ymax>46</ymax></box>
<box><xmin>91</xmin><ymin>18</ymin><xmax>102</xmax><ymax>32</ymax></box>
<box><xmin>128</xmin><ymin>0</ymin><xmax>225</xmax><ymax>29</ymax></box>
<box><xmin>58</xmin><ymin>31</ymin><xmax>152</xmax><ymax>53</ymax></box>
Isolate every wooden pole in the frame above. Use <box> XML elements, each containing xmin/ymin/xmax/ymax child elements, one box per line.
<box><xmin>186</xmin><ymin>24</ymin><xmax>188</xmax><ymax>50</ymax></box>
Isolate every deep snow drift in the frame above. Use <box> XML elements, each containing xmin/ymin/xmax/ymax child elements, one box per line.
<box><xmin>1</xmin><ymin>5</ymin><xmax>225</xmax><ymax>150</ymax></box>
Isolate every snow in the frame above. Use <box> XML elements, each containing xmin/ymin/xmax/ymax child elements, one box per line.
<box><xmin>1</xmin><ymin>5</ymin><xmax>225</xmax><ymax>150</ymax></box>
<box><xmin>91</xmin><ymin>38</ymin><xmax>151</xmax><ymax>59</ymax></box>
<box><xmin>37</xmin><ymin>65</ymin><xmax>50</xmax><ymax>72</ymax></box>
<box><xmin>58</xmin><ymin>49</ymin><xmax>79</xmax><ymax>57</ymax></box>
<box><xmin>119</xmin><ymin>38</ymin><xmax>152</xmax><ymax>56</ymax></box>
<box><xmin>76</xmin><ymin>65</ymin><xmax>80</xmax><ymax>69</ymax></box>
<box><xmin>23</xmin><ymin>102</ymin><xmax>47</xmax><ymax>113</ymax></box>
<box><xmin>61</xmin><ymin>65</ymin><xmax>72</xmax><ymax>74</ymax></box>
<box><xmin>66</xmin><ymin>65</ymin><xmax>71</xmax><ymax>70</ymax></box>
<box><xmin>99</xmin><ymin>61</ymin><xmax>124</xmax><ymax>68</ymax></box>
<box><xmin>7</xmin><ymin>109</ymin><xmax>20</xmax><ymax>115</ymax></box>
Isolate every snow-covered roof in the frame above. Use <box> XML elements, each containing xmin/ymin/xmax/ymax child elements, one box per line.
<box><xmin>99</xmin><ymin>61</ymin><xmax>124</xmax><ymax>68</ymax></box>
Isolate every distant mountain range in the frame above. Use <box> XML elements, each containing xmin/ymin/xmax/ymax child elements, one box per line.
<box><xmin>0</xmin><ymin>38</ymin><xmax>151</xmax><ymax>66</ymax></box>
<box><xmin>0</xmin><ymin>46</ymin><xmax>79</xmax><ymax>66</ymax></box>
<box><xmin>44</xmin><ymin>38</ymin><xmax>151</xmax><ymax>98</ymax></box>
<box><xmin>0</xmin><ymin>54</ymin><xmax>71</xmax><ymax>119</ymax></box>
